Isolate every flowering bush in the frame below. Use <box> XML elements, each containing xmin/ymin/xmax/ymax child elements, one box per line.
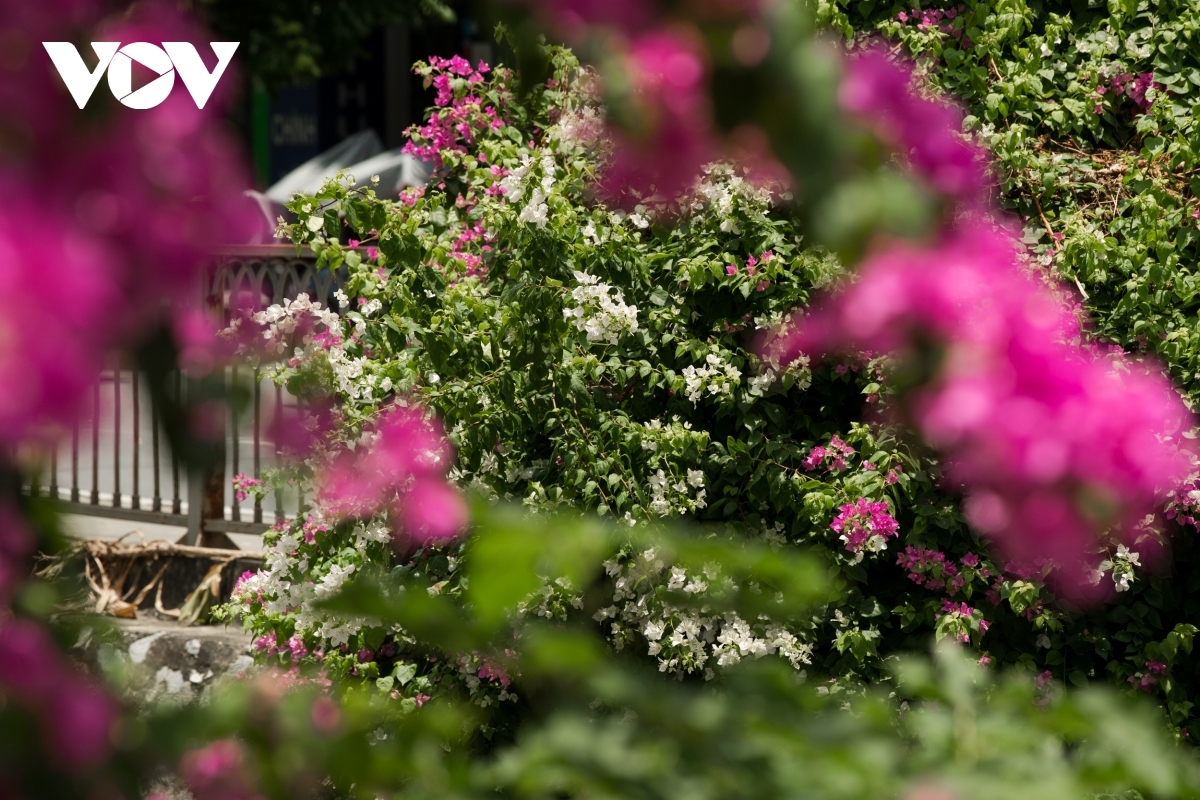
<box><xmin>208</xmin><ymin>508</ymin><xmax>1200</xmax><ymax>800</ymax></box>
<box><xmin>222</xmin><ymin>34</ymin><xmax>1144</xmax><ymax>723</ymax></box>
<box><xmin>229</xmin><ymin>5</ymin><xmax>1200</xmax><ymax>738</ymax></box>
<box><xmin>232</xmin><ymin>47</ymin><xmax>869</xmax><ymax>704</ymax></box>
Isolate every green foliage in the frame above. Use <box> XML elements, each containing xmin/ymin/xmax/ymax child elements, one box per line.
<box><xmin>182</xmin><ymin>508</ymin><xmax>1200</xmax><ymax>799</ymax></box>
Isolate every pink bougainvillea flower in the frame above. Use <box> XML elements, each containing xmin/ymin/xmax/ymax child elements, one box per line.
<box><xmin>318</xmin><ymin>404</ymin><xmax>467</xmax><ymax>544</ymax></box>
<box><xmin>600</xmin><ymin>28</ymin><xmax>721</xmax><ymax>205</ymax></box>
<box><xmin>174</xmin><ymin>308</ymin><xmax>224</xmax><ymax>376</ymax></box>
<box><xmin>398</xmin><ymin>478</ymin><xmax>470</xmax><ymax>544</ymax></box>
<box><xmin>839</xmin><ymin>46</ymin><xmax>990</xmax><ymax>204</ymax></box>
<box><xmin>527</xmin><ymin>0</ymin><xmax>656</xmax><ymax>38</ymax></box>
<box><xmin>767</xmin><ymin>220</ymin><xmax>1193</xmax><ymax>599</ymax></box>
<box><xmin>310</xmin><ymin>696</ymin><xmax>342</xmax><ymax>733</ymax></box>
<box><xmin>831</xmin><ymin>497</ymin><xmax>900</xmax><ymax>557</ymax></box>
<box><xmin>0</xmin><ymin>618</ymin><xmax>118</xmax><ymax>769</ymax></box>
<box><xmin>0</xmin><ymin>1</ymin><xmax>249</xmax><ymax>447</ymax></box>
<box><xmin>403</xmin><ymin>58</ymin><xmax>503</xmax><ymax>170</ymax></box>
<box><xmin>0</xmin><ymin>0</ymin><xmax>254</xmax><ymax>784</ymax></box>
<box><xmin>46</xmin><ymin>680</ymin><xmax>119</xmax><ymax>769</ymax></box>
<box><xmin>478</xmin><ymin>660</ymin><xmax>512</xmax><ymax>687</ymax></box>
<box><xmin>266</xmin><ymin>397</ymin><xmax>339</xmax><ymax>459</ymax></box>
<box><xmin>231</xmin><ymin>472</ymin><xmax>264</xmax><ymax>504</ymax></box>
<box><xmin>0</xmin><ymin>619</ymin><xmax>69</xmax><ymax>698</ymax></box>
<box><xmin>753</xmin><ymin>47</ymin><xmax>1195</xmax><ymax>599</ymax></box>
<box><xmin>180</xmin><ymin>739</ymin><xmax>264</xmax><ymax>800</ymax></box>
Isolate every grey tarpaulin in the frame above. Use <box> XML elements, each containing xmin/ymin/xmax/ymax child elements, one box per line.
<box><xmin>238</xmin><ymin>130</ymin><xmax>431</xmax><ymax>242</ymax></box>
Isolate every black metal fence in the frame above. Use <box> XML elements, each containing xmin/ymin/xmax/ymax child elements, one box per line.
<box><xmin>25</xmin><ymin>246</ymin><xmax>340</xmax><ymax>549</ymax></box>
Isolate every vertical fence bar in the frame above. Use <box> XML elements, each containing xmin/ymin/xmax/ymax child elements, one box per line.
<box><xmin>274</xmin><ymin>384</ymin><xmax>284</xmax><ymax>523</ymax></box>
<box><xmin>186</xmin><ymin>469</ymin><xmax>202</xmax><ymax>546</ymax></box>
<box><xmin>185</xmin><ymin>373</ymin><xmax>200</xmax><ymax>546</ymax></box>
<box><xmin>231</xmin><ymin>364</ymin><xmax>240</xmax><ymax>522</ymax></box>
<box><xmin>112</xmin><ymin>367</ymin><xmax>121</xmax><ymax>509</ymax></box>
<box><xmin>70</xmin><ymin>418</ymin><xmax>79</xmax><ymax>503</ymax></box>
<box><xmin>90</xmin><ymin>381</ymin><xmax>99</xmax><ymax>505</ymax></box>
<box><xmin>171</xmin><ymin>371</ymin><xmax>182</xmax><ymax>515</ymax></box>
<box><xmin>131</xmin><ymin>369</ymin><xmax>140</xmax><ymax>510</ymax></box>
<box><xmin>151</xmin><ymin>388</ymin><xmax>161</xmax><ymax>512</ymax></box>
<box><xmin>28</xmin><ymin>446</ymin><xmax>41</xmax><ymax>498</ymax></box>
<box><xmin>198</xmin><ymin>275</ymin><xmax>229</xmax><ymax>550</ymax></box>
<box><xmin>253</xmin><ymin>368</ymin><xmax>262</xmax><ymax>524</ymax></box>
<box><xmin>49</xmin><ymin>445</ymin><xmax>58</xmax><ymax>501</ymax></box>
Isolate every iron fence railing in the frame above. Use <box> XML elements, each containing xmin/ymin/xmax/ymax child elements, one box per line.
<box><xmin>25</xmin><ymin>246</ymin><xmax>339</xmax><ymax>549</ymax></box>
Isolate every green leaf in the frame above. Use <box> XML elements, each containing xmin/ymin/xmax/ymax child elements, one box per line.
<box><xmin>394</xmin><ymin>663</ymin><xmax>417</xmax><ymax>686</ymax></box>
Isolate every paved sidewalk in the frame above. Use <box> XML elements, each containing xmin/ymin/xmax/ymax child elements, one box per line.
<box><xmin>63</xmin><ymin>512</ymin><xmax>264</xmax><ymax>552</ymax></box>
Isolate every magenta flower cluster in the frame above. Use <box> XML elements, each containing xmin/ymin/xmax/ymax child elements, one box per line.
<box><xmin>938</xmin><ymin>600</ymin><xmax>991</xmax><ymax>642</ymax></box>
<box><xmin>896</xmin><ymin>545</ymin><xmax>990</xmax><ymax>593</ymax></box>
<box><xmin>477</xmin><ymin>660</ymin><xmax>513</xmax><ymax>688</ymax></box>
<box><xmin>724</xmin><ymin>250</ymin><xmax>773</xmax><ymax>291</ymax></box>
<box><xmin>447</xmin><ymin>219</ymin><xmax>495</xmax><ymax>278</ymax></box>
<box><xmin>895</xmin><ymin>5</ymin><xmax>973</xmax><ymax>49</ymax></box>
<box><xmin>599</xmin><ymin>29</ymin><xmax>721</xmax><ymax>204</ymax></box>
<box><xmin>726</xmin><ymin>250</ymin><xmax>772</xmax><ymax>276</ymax></box>
<box><xmin>0</xmin><ymin>1</ymin><xmax>249</xmax><ymax>447</ymax></box>
<box><xmin>0</xmin><ymin>618</ymin><xmax>118</xmax><ymax>769</ymax></box>
<box><xmin>402</xmin><ymin>57</ymin><xmax>503</xmax><ymax>170</ymax></box>
<box><xmin>177</xmin><ymin>739</ymin><xmax>263</xmax><ymax>800</ymax></box>
<box><xmin>1165</xmin><ymin>474</ymin><xmax>1200</xmax><ymax>530</ymax></box>
<box><xmin>803</xmin><ymin>434</ymin><xmax>856</xmax><ymax>473</ymax></box>
<box><xmin>1128</xmin><ymin>659</ymin><xmax>1169</xmax><ymax>692</ymax></box>
<box><xmin>839</xmin><ymin>45</ymin><xmax>989</xmax><ymax>202</ymax></box>
<box><xmin>1095</xmin><ymin>71</ymin><xmax>1163</xmax><ymax>114</ymax></box>
<box><xmin>518</xmin><ymin>0</ymin><xmax>778</xmax><ymax>204</ymax></box>
<box><xmin>770</xmin><ymin>51</ymin><xmax>1195</xmax><ymax>599</ymax></box>
<box><xmin>527</xmin><ymin>0</ymin><xmax>656</xmax><ymax>40</ymax></box>
<box><xmin>318</xmin><ymin>405</ymin><xmax>468</xmax><ymax>544</ymax></box>
<box><xmin>897</xmin><ymin>544</ymin><xmax>1030</xmax><ymax>612</ymax></box>
<box><xmin>232</xmin><ymin>472</ymin><xmax>265</xmax><ymax>503</ymax></box>
<box><xmin>830</xmin><ymin>497</ymin><xmax>900</xmax><ymax>556</ymax></box>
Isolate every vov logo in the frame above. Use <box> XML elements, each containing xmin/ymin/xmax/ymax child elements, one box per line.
<box><xmin>42</xmin><ymin>42</ymin><xmax>238</xmax><ymax>110</ymax></box>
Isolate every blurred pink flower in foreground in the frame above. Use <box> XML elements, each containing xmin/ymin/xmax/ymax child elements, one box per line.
<box><xmin>0</xmin><ymin>618</ymin><xmax>118</xmax><ymax>768</ymax></box>
<box><xmin>839</xmin><ymin>46</ymin><xmax>989</xmax><ymax>204</ymax></box>
<box><xmin>0</xmin><ymin>0</ymin><xmax>250</xmax><ymax>445</ymax></box>
<box><xmin>600</xmin><ymin>29</ymin><xmax>722</xmax><ymax>204</ymax></box>
<box><xmin>527</xmin><ymin>0</ymin><xmax>655</xmax><ymax>38</ymax></box>
<box><xmin>0</xmin><ymin>0</ymin><xmax>249</xmax><ymax>778</ymax></box>
<box><xmin>514</xmin><ymin>0</ymin><xmax>777</xmax><ymax>204</ymax></box>
<box><xmin>764</xmin><ymin>50</ymin><xmax>1194</xmax><ymax>600</ymax></box>
<box><xmin>319</xmin><ymin>405</ymin><xmax>468</xmax><ymax>544</ymax></box>
<box><xmin>180</xmin><ymin>739</ymin><xmax>264</xmax><ymax>800</ymax></box>
<box><xmin>770</xmin><ymin>220</ymin><xmax>1192</xmax><ymax>598</ymax></box>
